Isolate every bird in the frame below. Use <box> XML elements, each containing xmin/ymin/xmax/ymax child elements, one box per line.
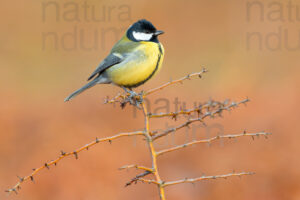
<box><xmin>64</xmin><ymin>19</ymin><xmax>165</xmax><ymax>102</ymax></box>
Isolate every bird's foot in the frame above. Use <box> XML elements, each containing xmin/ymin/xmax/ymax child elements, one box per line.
<box><xmin>121</xmin><ymin>88</ymin><xmax>144</xmax><ymax>109</ymax></box>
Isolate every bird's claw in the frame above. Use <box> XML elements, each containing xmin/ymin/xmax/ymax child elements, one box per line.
<box><xmin>121</xmin><ymin>88</ymin><xmax>144</xmax><ymax>109</ymax></box>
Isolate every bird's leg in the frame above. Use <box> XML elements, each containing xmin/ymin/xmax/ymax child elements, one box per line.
<box><xmin>122</xmin><ymin>87</ymin><xmax>137</xmax><ymax>96</ymax></box>
<box><xmin>121</xmin><ymin>87</ymin><xmax>143</xmax><ymax>108</ymax></box>
<box><xmin>121</xmin><ymin>87</ymin><xmax>137</xmax><ymax>97</ymax></box>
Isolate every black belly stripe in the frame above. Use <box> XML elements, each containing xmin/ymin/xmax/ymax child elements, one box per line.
<box><xmin>125</xmin><ymin>43</ymin><xmax>163</xmax><ymax>88</ymax></box>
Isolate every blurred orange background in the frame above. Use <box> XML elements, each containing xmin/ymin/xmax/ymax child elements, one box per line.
<box><xmin>1</xmin><ymin>0</ymin><xmax>299</xmax><ymax>199</ymax></box>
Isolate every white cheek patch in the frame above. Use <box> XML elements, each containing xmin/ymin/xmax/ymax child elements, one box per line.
<box><xmin>132</xmin><ymin>31</ymin><xmax>153</xmax><ymax>41</ymax></box>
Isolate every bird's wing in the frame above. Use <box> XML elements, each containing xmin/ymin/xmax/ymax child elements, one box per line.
<box><xmin>87</xmin><ymin>53</ymin><xmax>124</xmax><ymax>81</ymax></box>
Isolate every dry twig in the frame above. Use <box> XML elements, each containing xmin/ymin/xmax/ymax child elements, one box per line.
<box><xmin>119</xmin><ymin>164</ymin><xmax>153</xmax><ymax>172</ymax></box>
<box><xmin>157</xmin><ymin>131</ymin><xmax>271</xmax><ymax>156</ymax></box>
<box><xmin>163</xmin><ymin>172</ymin><xmax>254</xmax><ymax>187</ymax></box>
<box><xmin>6</xmin><ymin>131</ymin><xmax>144</xmax><ymax>194</ymax></box>
<box><xmin>125</xmin><ymin>171</ymin><xmax>153</xmax><ymax>187</ymax></box>
<box><xmin>148</xmin><ymin>99</ymin><xmax>224</xmax><ymax>119</ymax></box>
<box><xmin>152</xmin><ymin>98</ymin><xmax>250</xmax><ymax>140</ymax></box>
<box><xmin>144</xmin><ymin>68</ymin><xmax>207</xmax><ymax>96</ymax></box>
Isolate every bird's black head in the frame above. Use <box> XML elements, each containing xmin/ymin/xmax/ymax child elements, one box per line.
<box><xmin>127</xmin><ymin>19</ymin><xmax>164</xmax><ymax>43</ymax></box>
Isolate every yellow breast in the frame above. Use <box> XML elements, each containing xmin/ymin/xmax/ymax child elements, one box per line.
<box><xmin>106</xmin><ymin>41</ymin><xmax>164</xmax><ymax>88</ymax></box>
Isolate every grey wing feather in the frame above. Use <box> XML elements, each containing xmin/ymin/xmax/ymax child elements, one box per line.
<box><xmin>87</xmin><ymin>53</ymin><xmax>123</xmax><ymax>81</ymax></box>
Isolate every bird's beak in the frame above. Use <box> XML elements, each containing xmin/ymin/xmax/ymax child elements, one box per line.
<box><xmin>154</xmin><ymin>30</ymin><xmax>164</xmax><ymax>36</ymax></box>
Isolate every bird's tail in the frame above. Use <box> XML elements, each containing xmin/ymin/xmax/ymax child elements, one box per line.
<box><xmin>64</xmin><ymin>79</ymin><xmax>98</xmax><ymax>102</ymax></box>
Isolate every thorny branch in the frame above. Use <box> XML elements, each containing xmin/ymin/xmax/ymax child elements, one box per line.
<box><xmin>124</xmin><ymin>171</ymin><xmax>153</xmax><ymax>187</ymax></box>
<box><xmin>163</xmin><ymin>172</ymin><xmax>254</xmax><ymax>187</ymax></box>
<box><xmin>134</xmin><ymin>178</ymin><xmax>160</xmax><ymax>185</ymax></box>
<box><xmin>152</xmin><ymin>98</ymin><xmax>250</xmax><ymax>140</ymax></box>
<box><xmin>148</xmin><ymin>99</ymin><xmax>231</xmax><ymax>119</ymax></box>
<box><xmin>124</xmin><ymin>171</ymin><xmax>255</xmax><ymax>187</ymax></box>
<box><xmin>141</xmin><ymin>102</ymin><xmax>167</xmax><ymax>199</ymax></box>
<box><xmin>119</xmin><ymin>164</ymin><xmax>154</xmax><ymax>186</ymax></box>
<box><xmin>144</xmin><ymin>68</ymin><xmax>207</xmax><ymax>96</ymax></box>
<box><xmin>119</xmin><ymin>164</ymin><xmax>153</xmax><ymax>172</ymax></box>
<box><xmin>6</xmin><ymin>131</ymin><xmax>144</xmax><ymax>194</ymax></box>
<box><xmin>7</xmin><ymin>70</ymin><xmax>270</xmax><ymax>200</ymax></box>
<box><xmin>104</xmin><ymin>68</ymin><xmax>207</xmax><ymax>107</ymax></box>
<box><xmin>157</xmin><ymin>131</ymin><xmax>271</xmax><ymax>156</ymax></box>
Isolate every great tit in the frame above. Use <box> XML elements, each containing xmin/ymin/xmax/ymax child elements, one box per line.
<box><xmin>64</xmin><ymin>19</ymin><xmax>164</xmax><ymax>102</ymax></box>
